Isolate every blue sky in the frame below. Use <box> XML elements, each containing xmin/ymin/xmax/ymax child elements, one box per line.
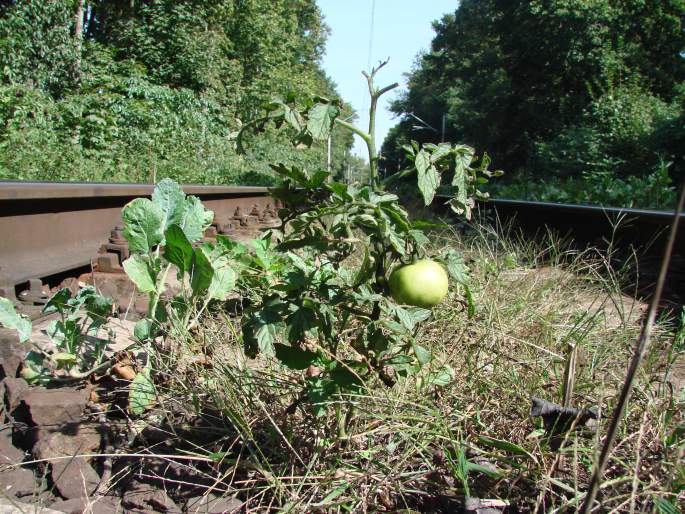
<box><xmin>317</xmin><ymin>0</ymin><xmax>458</xmax><ymax>159</ymax></box>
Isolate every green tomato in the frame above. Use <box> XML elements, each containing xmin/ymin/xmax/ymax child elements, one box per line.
<box><xmin>389</xmin><ymin>259</ymin><xmax>449</xmax><ymax>308</ymax></box>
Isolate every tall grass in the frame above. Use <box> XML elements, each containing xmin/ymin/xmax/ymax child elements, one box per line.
<box><xmin>138</xmin><ymin>223</ymin><xmax>683</xmax><ymax>512</ymax></box>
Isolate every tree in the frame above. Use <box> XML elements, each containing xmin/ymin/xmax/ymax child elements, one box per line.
<box><xmin>382</xmin><ymin>0</ymin><xmax>685</xmax><ymax>193</ymax></box>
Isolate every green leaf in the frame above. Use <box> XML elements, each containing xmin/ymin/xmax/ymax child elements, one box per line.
<box><xmin>122</xmin><ymin>198</ymin><xmax>164</xmax><ymax>254</ymax></box>
<box><xmin>274</xmin><ymin>343</ymin><xmax>318</xmax><ymax>370</ymax></box>
<box><xmin>190</xmin><ymin>247</ymin><xmax>214</xmax><ymax>296</ymax></box>
<box><xmin>430</xmin><ymin>143</ymin><xmax>452</xmax><ymax>163</ymax></box>
<box><xmin>416</xmin><ymin>149</ymin><xmax>440</xmax><ymax>205</ymax></box>
<box><xmin>270</xmin><ymin>163</ymin><xmax>309</xmax><ymax>185</ymax></box>
<box><xmin>134</xmin><ymin>318</ymin><xmax>155</xmax><ymax>342</ymax></box>
<box><xmin>307</xmin><ymin>102</ymin><xmax>340</xmax><ymax>140</ymax></box>
<box><xmin>445</xmin><ymin>251</ymin><xmax>469</xmax><ymax>284</ymax></box>
<box><xmin>412</xmin><ymin>343</ymin><xmax>432</xmax><ymax>365</ymax></box>
<box><xmin>654</xmin><ymin>497</ymin><xmax>681</xmax><ymax>514</ymax></box>
<box><xmin>329</xmin><ymin>361</ymin><xmax>364</xmax><ymax>389</ymax></box>
<box><xmin>283</xmin><ymin>105</ymin><xmax>304</xmax><ymax>131</ymax></box>
<box><xmin>409</xmin><ymin>229</ymin><xmax>430</xmax><ymax>248</ymax></box>
<box><xmin>52</xmin><ymin>352</ymin><xmax>77</xmax><ymax>366</ymax></box>
<box><xmin>123</xmin><ymin>255</ymin><xmax>157</xmax><ymax>294</ymax></box>
<box><xmin>151</xmin><ymin>179</ymin><xmax>186</xmax><ymax>234</ymax></box>
<box><xmin>425</xmin><ymin>364</ymin><xmax>454</xmax><ymax>387</ymax></box>
<box><xmin>42</xmin><ymin>288</ymin><xmax>71</xmax><ymax>315</ymax></box>
<box><xmin>178</xmin><ymin>195</ymin><xmax>213</xmax><ymax>243</ymax></box>
<box><xmin>243</xmin><ymin>301</ymin><xmax>284</xmax><ymax>357</ymax></box>
<box><xmin>394</xmin><ymin>305</ymin><xmax>432</xmax><ymax>331</ymax></box>
<box><xmin>307</xmin><ymin>169</ymin><xmax>330</xmax><ymax>188</ymax></box>
<box><xmin>128</xmin><ymin>367</ymin><xmax>156</xmax><ymax>415</ymax></box>
<box><xmin>477</xmin><ymin>435</ymin><xmax>537</xmax><ymax>463</ymax></box>
<box><xmin>286</xmin><ymin>305</ymin><xmax>317</xmax><ymax>343</ymax></box>
<box><xmin>163</xmin><ymin>225</ymin><xmax>194</xmax><ymax>273</ymax></box>
<box><xmin>207</xmin><ymin>261</ymin><xmax>236</xmax><ymax>301</ymax></box>
<box><xmin>0</xmin><ymin>297</ymin><xmax>32</xmax><ymax>343</ymax></box>
<box><xmin>462</xmin><ymin>283</ymin><xmax>476</xmax><ymax>318</ymax></box>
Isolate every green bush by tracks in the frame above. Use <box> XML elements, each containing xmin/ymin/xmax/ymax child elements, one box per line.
<box><xmin>0</xmin><ymin>0</ymin><xmax>354</xmax><ymax>184</ymax></box>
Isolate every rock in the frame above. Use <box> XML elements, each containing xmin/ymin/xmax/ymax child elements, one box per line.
<box><xmin>0</xmin><ymin>498</ymin><xmax>64</xmax><ymax>514</ymax></box>
<box><xmin>465</xmin><ymin>497</ymin><xmax>510</xmax><ymax>514</ymax></box>
<box><xmin>22</xmin><ymin>388</ymin><xmax>89</xmax><ymax>428</ymax></box>
<box><xmin>0</xmin><ymin>328</ymin><xmax>25</xmax><ymax>379</ymax></box>
<box><xmin>50</xmin><ymin>496</ymin><xmax>120</xmax><ymax>514</ymax></box>
<box><xmin>33</xmin><ymin>424</ymin><xmax>102</xmax><ymax>460</ymax></box>
<box><xmin>0</xmin><ymin>431</ymin><xmax>24</xmax><ymax>465</ymax></box>
<box><xmin>49</xmin><ymin>458</ymin><xmax>100</xmax><ymax>500</ymax></box>
<box><xmin>122</xmin><ymin>481</ymin><xmax>182</xmax><ymax>513</ymax></box>
<box><xmin>2</xmin><ymin>377</ymin><xmax>29</xmax><ymax>413</ymax></box>
<box><xmin>33</xmin><ymin>424</ymin><xmax>102</xmax><ymax>500</ymax></box>
<box><xmin>185</xmin><ymin>494</ymin><xmax>243</xmax><ymax>513</ymax></box>
<box><xmin>0</xmin><ymin>467</ymin><xmax>38</xmax><ymax>497</ymax></box>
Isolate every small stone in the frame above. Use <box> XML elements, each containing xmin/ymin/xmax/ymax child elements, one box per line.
<box><xmin>0</xmin><ymin>431</ymin><xmax>24</xmax><ymax>465</ymax></box>
<box><xmin>22</xmin><ymin>388</ymin><xmax>89</xmax><ymax>428</ymax></box>
<box><xmin>0</xmin><ymin>329</ymin><xmax>25</xmax><ymax>379</ymax></box>
<box><xmin>33</xmin><ymin>424</ymin><xmax>102</xmax><ymax>500</ymax></box>
<box><xmin>33</xmin><ymin>424</ymin><xmax>102</xmax><ymax>461</ymax></box>
<box><xmin>50</xmin><ymin>496</ymin><xmax>120</xmax><ymax>514</ymax></box>
<box><xmin>49</xmin><ymin>458</ymin><xmax>100</xmax><ymax>499</ymax></box>
<box><xmin>0</xmin><ymin>498</ymin><xmax>64</xmax><ymax>514</ymax></box>
<box><xmin>2</xmin><ymin>377</ymin><xmax>29</xmax><ymax>413</ymax></box>
<box><xmin>122</xmin><ymin>481</ymin><xmax>182</xmax><ymax>513</ymax></box>
<box><xmin>186</xmin><ymin>493</ymin><xmax>243</xmax><ymax>513</ymax></box>
<box><xmin>0</xmin><ymin>467</ymin><xmax>37</xmax><ymax>497</ymax></box>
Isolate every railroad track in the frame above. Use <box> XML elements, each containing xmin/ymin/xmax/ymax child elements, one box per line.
<box><xmin>2</xmin><ymin>182</ymin><xmax>683</xmax><ymax>319</ymax></box>
<box><xmin>476</xmin><ymin>198</ymin><xmax>685</xmax><ymax>305</ymax></box>
<box><xmin>0</xmin><ymin>181</ymin><xmax>277</xmax><ymax>319</ymax></box>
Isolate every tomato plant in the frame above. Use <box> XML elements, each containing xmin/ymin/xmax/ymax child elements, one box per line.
<box><xmin>236</xmin><ymin>61</ymin><xmax>500</xmax><ymax>433</ymax></box>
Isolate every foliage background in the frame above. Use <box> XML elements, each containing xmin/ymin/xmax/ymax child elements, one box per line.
<box><xmin>0</xmin><ymin>0</ymin><xmax>356</xmax><ymax>184</ymax></box>
<box><xmin>380</xmin><ymin>0</ymin><xmax>685</xmax><ymax>209</ymax></box>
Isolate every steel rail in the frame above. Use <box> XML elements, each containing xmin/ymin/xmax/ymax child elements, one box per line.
<box><xmin>0</xmin><ymin>182</ymin><xmax>275</xmax><ymax>306</ymax></box>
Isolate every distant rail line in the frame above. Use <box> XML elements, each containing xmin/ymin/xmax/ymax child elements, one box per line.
<box><xmin>1</xmin><ymin>182</ymin><xmax>683</xmax><ymax>317</ymax></box>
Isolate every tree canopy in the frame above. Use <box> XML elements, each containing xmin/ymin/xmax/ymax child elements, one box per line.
<box><xmin>0</xmin><ymin>0</ymin><xmax>354</xmax><ymax>184</ymax></box>
<box><xmin>381</xmin><ymin>0</ymin><xmax>685</xmax><ymax>208</ymax></box>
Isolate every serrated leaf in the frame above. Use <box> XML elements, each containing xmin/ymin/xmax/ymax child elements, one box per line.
<box><xmin>42</xmin><ymin>288</ymin><xmax>71</xmax><ymax>315</ymax></box>
<box><xmin>307</xmin><ymin>169</ymin><xmax>330</xmax><ymax>188</ymax></box>
<box><xmin>395</xmin><ymin>305</ymin><xmax>432</xmax><ymax>331</ymax></box>
<box><xmin>207</xmin><ymin>263</ymin><xmax>236</xmax><ymax>301</ymax></box>
<box><xmin>270</xmin><ymin>163</ymin><xmax>310</xmax><ymax>185</ymax></box>
<box><xmin>445</xmin><ymin>251</ymin><xmax>469</xmax><ymax>283</ymax></box>
<box><xmin>128</xmin><ymin>367</ymin><xmax>156</xmax><ymax>415</ymax></box>
<box><xmin>122</xmin><ymin>198</ymin><xmax>164</xmax><ymax>254</ymax></box>
<box><xmin>123</xmin><ymin>255</ymin><xmax>157</xmax><ymax>294</ymax></box>
<box><xmin>163</xmin><ymin>225</ymin><xmax>194</xmax><ymax>273</ymax></box>
<box><xmin>151</xmin><ymin>179</ymin><xmax>186</xmax><ymax>234</ymax></box>
<box><xmin>416</xmin><ymin>150</ymin><xmax>440</xmax><ymax>205</ymax></box>
<box><xmin>412</xmin><ymin>343</ymin><xmax>432</xmax><ymax>365</ymax></box>
<box><xmin>0</xmin><ymin>297</ymin><xmax>32</xmax><ymax>343</ymax></box>
<box><xmin>243</xmin><ymin>301</ymin><xmax>283</xmax><ymax>357</ymax></box>
<box><xmin>430</xmin><ymin>143</ymin><xmax>452</xmax><ymax>163</ymax></box>
<box><xmin>409</xmin><ymin>229</ymin><xmax>430</xmax><ymax>248</ymax></box>
<box><xmin>425</xmin><ymin>364</ymin><xmax>454</xmax><ymax>387</ymax></box>
<box><xmin>307</xmin><ymin>102</ymin><xmax>340</xmax><ymax>140</ymax></box>
<box><xmin>286</xmin><ymin>305</ymin><xmax>317</xmax><ymax>343</ymax></box>
<box><xmin>274</xmin><ymin>343</ymin><xmax>318</xmax><ymax>370</ymax></box>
